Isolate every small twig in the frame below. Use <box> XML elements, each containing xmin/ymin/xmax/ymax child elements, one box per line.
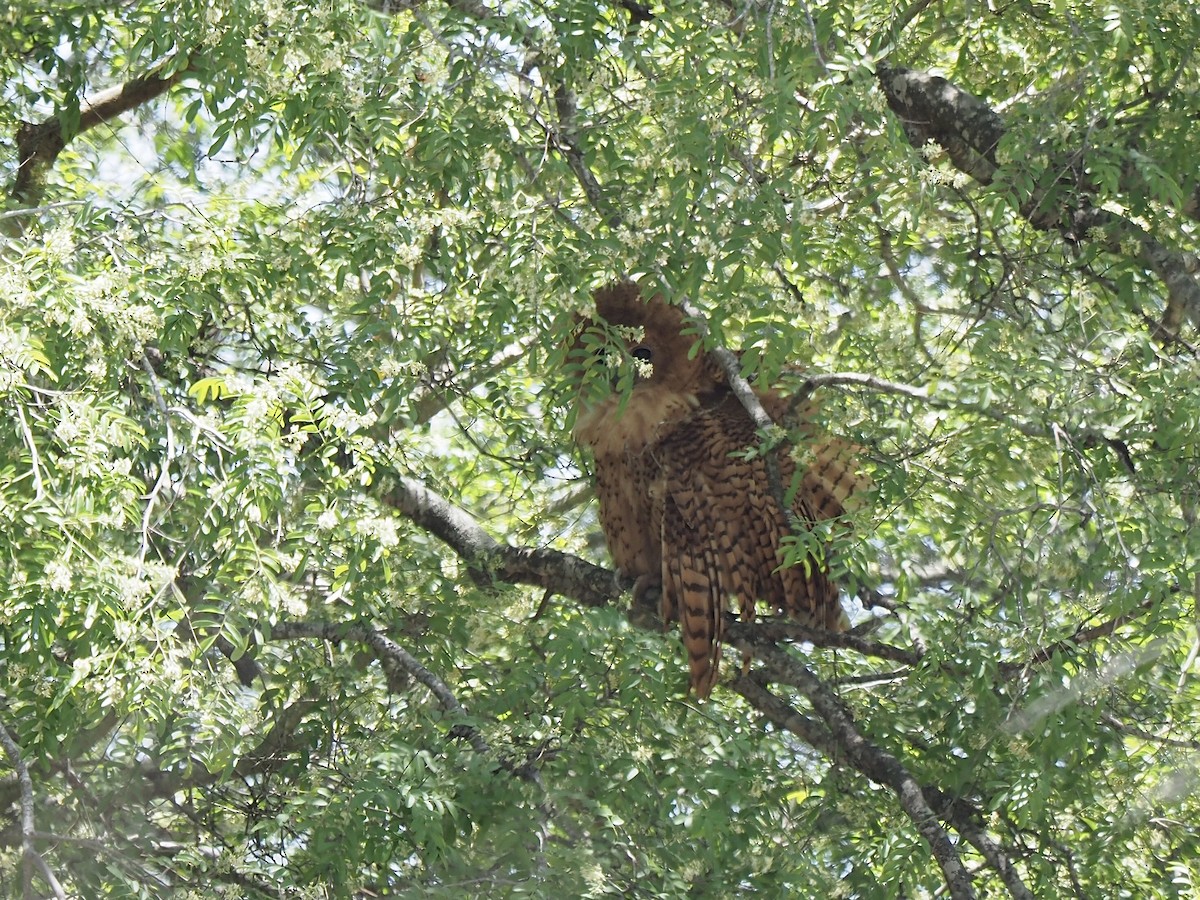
<box><xmin>727</xmin><ymin>617</ymin><xmax>923</xmax><ymax>667</ymax></box>
<box><xmin>0</xmin><ymin>200</ymin><xmax>87</xmax><ymax>221</ymax></box>
<box><xmin>793</xmin><ymin>0</ymin><xmax>826</xmax><ymax>69</ymax></box>
<box><xmin>999</xmin><ymin>597</ymin><xmax>1155</xmax><ymax>678</ymax></box>
<box><xmin>13</xmin><ymin>401</ymin><xmax>45</xmax><ymax>501</ymax></box>
<box><xmin>138</xmin><ymin>355</ymin><xmax>176</xmax><ymax>568</ymax></box>
<box><xmin>798</xmin><ymin>371</ymin><xmax>1135</xmax><ymax>472</ymax></box>
<box><xmin>1100</xmin><ymin>714</ymin><xmax>1200</xmax><ymax>751</ymax></box>
<box><xmin>272</xmin><ymin>619</ymin><xmax>493</xmax><ymax>754</ymax></box>
<box><xmin>552</xmin><ymin>81</ymin><xmax>619</xmax><ymax>227</ymax></box>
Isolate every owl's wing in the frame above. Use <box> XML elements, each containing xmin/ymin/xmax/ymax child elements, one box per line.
<box><xmin>758</xmin><ymin>387</ymin><xmax>872</xmax><ymax>521</ymax></box>
<box><xmin>799</xmin><ymin>435</ymin><xmax>872</xmax><ymax>522</ymax></box>
<box><xmin>657</xmin><ymin>397</ymin><xmax>862</xmax><ymax>698</ymax></box>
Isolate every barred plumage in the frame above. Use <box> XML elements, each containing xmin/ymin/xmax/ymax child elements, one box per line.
<box><xmin>573</xmin><ymin>281</ymin><xmax>868</xmax><ymax>698</ymax></box>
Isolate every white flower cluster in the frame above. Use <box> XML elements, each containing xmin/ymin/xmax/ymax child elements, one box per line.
<box><xmin>44</xmin><ymin>559</ymin><xmax>73</xmax><ymax>593</ymax></box>
<box><xmin>0</xmin><ymin>328</ymin><xmax>30</xmax><ymax>393</ymax></box>
<box><xmin>689</xmin><ymin>234</ymin><xmax>720</xmax><ymax>258</ymax></box>
<box><xmin>357</xmin><ymin>514</ymin><xmax>401</xmax><ymax>549</ymax></box>
<box><xmin>614</xmin><ymin>325</ymin><xmax>645</xmax><ymax>345</ymax></box>
<box><xmin>244</xmin><ymin>38</ymin><xmax>271</xmax><ymax>72</ymax></box>
<box><xmin>182</xmin><ymin>246</ymin><xmax>224</xmax><ymax>280</ymax></box>
<box><xmin>342</xmin><ymin>70</ymin><xmax>366</xmax><ymax>111</ymax></box>
<box><xmin>252</xmin><ymin>576</ymin><xmax>308</xmax><ymax>617</ymax></box>
<box><xmin>41</xmin><ymin>226</ymin><xmax>77</xmax><ymax>265</ymax></box>
<box><xmin>323</xmin><ymin>403</ymin><xmax>378</xmax><ymax>435</ymax></box>
<box><xmin>262</xmin><ymin>0</ymin><xmax>290</xmax><ymax>26</ymax></box>
<box><xmin>312</xmin><ymin>36</ymin><xmax>342</xmax><ymax>75</ymax></box>
<box><xmin>53</xmin><ymin>396</ymin><xmax>126</xmax><ymax>449</ymax></box>
<box><xmin>241</xmin><ymin>394</ymin><xmax>273</xmax><ymax>426</ymax></box>
<box><xmin>0</xmin><ymin>267</ymin><xmax>36</xmax><ymax>310</ymax></box>
<box><xmin>118</xmin><ymin>561</ymin><xmax>175</xmax><ymax>611</ymax></box>
<box><xmin>920</xmin><ymin>166</ymin><xmax>953</xmax><ymax>186</ymax></box>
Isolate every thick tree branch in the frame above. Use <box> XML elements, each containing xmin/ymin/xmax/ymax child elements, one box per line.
<box><xmin>12</xmin><ymin>63</ymin><xmax>186</xmax><ymax>214</ymax></box>
<box><xmin>384</xmin><ymin>475</ymin><xmax>624</xmax><ymax>609</ymax></box>
<box><xmin>740</xmin><ymin>643</ymin><xmax>1036</xmax><ymax>900</ymax></box>
<box><xmin>876</xmin><ymin>62</ymin><xmax>1200</xmax><ymax>337</ymax></box>
<box><xmin>876</xmin><ymin>64</ymin><xmax>1004</xmax><ymax>184</ymax></box>
<box><xmin>734</xmin><ymin>643</ymin><xmax>980</xmax><ymax>899</ymax></box>
<box><xmin>729</xmin><ymin>672</ymin><xmax>974</xmax><ymax>900</ymax></box>
<box><xmin>731</xmin><ymin>673</ymin><xmax>841</xmax><ymax>755</ymax></box>
<box><xmin>369</xmin><ymin>448</ymin><xmax>1123</xmax><ymax>900</ymax></box>
<box><xmin>953</xmin><ymin>820</ymin><xmax>1036</xmax><ymax>900</ymax></box>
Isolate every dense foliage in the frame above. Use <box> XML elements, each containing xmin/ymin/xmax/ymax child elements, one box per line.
<box><xmin>2</xmin><ymin>0</ymin><xmax>1199</xmax><ymax>896</ymax></box>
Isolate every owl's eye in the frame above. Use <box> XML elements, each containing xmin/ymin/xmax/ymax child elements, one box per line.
<box><xmin>631</xmin><ymin>347</ymin><xmax>653</xmax><ymax>362</ymax></box>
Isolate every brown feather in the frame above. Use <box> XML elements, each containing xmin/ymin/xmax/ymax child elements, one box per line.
<box><xmin>572</xmin><ymin>281</ymin><xmax>869</xmax><ymax>698</ymax></box>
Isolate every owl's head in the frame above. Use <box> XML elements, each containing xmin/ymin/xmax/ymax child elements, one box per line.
<box><xmin>579</xmin><ymin>280</ymin><xmax>724</xmax><ymax>396</ymax></box>
<box><xmin>569</xmin><ymin>280</ymin><xmax>727</xmax><ymax>453</ymax></box>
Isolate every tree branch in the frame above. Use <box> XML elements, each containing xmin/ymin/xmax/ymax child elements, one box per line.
<box><xmin>552</xmin><ymin>81</ymin><xmax>619</xmax><ymax>227</ymax></box>
<box><xmin>800</xmin><ymin>371</ymin><xmax>1136</xmax><ymax>472</ymax></box>
<box><xmin>378</xmin><ymin>453</ymin><xmax>1080</xmax><ymax>899</ymax></box>
<box><xmin>875</xmin><ymin>62</ymin><xmax>1200</xmax><ymax>338</ymax></box>
<box><xmin>727</xmin><ymin>617</ymin><xmax>924</xmax><ymax>668</ymax></box>
<box><xmin>12</xmin><ymin>63</ymin><xmax>187</xmax><ymax>214</ymax></box>
<box><xmin>876</xmin><ymin>64</ymin><xmax>1004</xmax><ymax>184</ymax></box>
<box><xmin>272</xmin><ymin>619</ymin><xmax>497</xmax><ymax>757</ymax></box>
<box><xmin>732</xmin><ymin>670</ymin><xmax>982</xmax><ymax>899</ymax></box>
<box><xmin>276</xmin><ymin>618</ymin><xmax>560</xmax><ymax>786</ymax></box>
<box><xmin>384</xmin><ymin>474</ymin><xmax>624</xmax><ymax>609</ymax></box>
<box><xmin>0</xmin><ymin>712</ymin><xmax>67</xmax><ymax>900</ymax></box>
<box><xmin>740</xmin><ymin>646</ymin><xmax>1036</xmax><ymax>900</ymax></box>
<box><xmin>999</xmin><ymin>596</ymin><xmax>1157</xmax><ymax>678</ymax></box>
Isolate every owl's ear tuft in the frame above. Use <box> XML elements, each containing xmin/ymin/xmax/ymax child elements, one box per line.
<box><xmin>593</xmin><ymin>279</ymin><xmax>652</xmax><ymax>326</ymax></box>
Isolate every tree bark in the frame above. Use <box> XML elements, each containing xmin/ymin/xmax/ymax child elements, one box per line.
<box><xmin>10</xmin><ymin>64</ymin><xmax>186</xmax><ymax>225</ymax></box>
<box><xmin>875</xmin><ymin>62</ymin><xmax>1200</xmax><ymax>338</ymax></box>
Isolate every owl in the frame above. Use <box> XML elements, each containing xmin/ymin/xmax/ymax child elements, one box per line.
<box><xmin>572</xmin><ymin>281</ymin><xmax>867</xmax><ymax>698</ymax></box>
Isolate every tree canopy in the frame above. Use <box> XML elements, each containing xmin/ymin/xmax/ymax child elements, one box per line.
<box><xmin>2</xmin><ymin>0</ymin><xmax>1199</xmax><ymax>897</ymax></box>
